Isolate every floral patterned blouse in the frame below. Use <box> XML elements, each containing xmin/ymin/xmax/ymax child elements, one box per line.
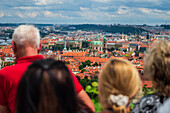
<box><xmin>132</xmin><ymin>93</ymin><xmax>167</xmax><ymax>113</ymax></box>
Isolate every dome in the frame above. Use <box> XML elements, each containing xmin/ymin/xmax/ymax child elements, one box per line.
<box><xmin>92</xmin><ymin>41</ymin><xmax>103</xmax><ymax>45</ymax></box>
<box><xmin>103</xmin><ymin>36</ymin><xmax>107</xmax><ymax>41</ymax></box>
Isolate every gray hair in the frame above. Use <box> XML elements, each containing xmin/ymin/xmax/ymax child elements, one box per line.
<box><xmin>12</xmin><ymin>25</ymin><xmax>41</xmax><ymax>48</ymax></box>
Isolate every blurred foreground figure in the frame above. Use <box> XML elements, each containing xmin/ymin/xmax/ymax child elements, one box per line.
<box><xmin>16</xmin><ymin>59</ymin><xmax>81</xmax><ymax>113</ymax></box>
<box><xmin>98</xmin><ymin>59</ymin><xmax>141</xmax><ymax>113</ymax></box>
<box><xmin>132</xmin><ymin>40</ymin><xmax>170</xmax><ymax>113</ymax></box>
<box><xmin>0</xmin><ymin>25</ymin><xmax>94</xmax><ymax>113</ymax></box>
<box><xmin>157</xmin><ymin>98</ymin><xmax>170</xmax><ymax>113</ymax></box>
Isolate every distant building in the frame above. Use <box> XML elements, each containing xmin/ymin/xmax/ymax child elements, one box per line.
<box><xmin>55</xmin><ymin>41</ymin><xmax>82</xmax><ymax>50</ymax></box>
<box><xmin>90</xmin><ymin>36</ymin><xmax>107</xmax><ymax>57</ymax></box>
<box><xmin>103</xmin><ymin>36</ymin><xmax>107</xmax><ymax>54</ymax></box>
<box><xmin>63</xmin><ymin>40</ymin><xmax>67</xmax><ymax>53</ymax></box>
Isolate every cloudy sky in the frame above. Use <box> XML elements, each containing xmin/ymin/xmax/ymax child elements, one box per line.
<box><xmin>0</xmin><ymin>0</ymin><xmax>169</xmax><ymax>25</ymax></box>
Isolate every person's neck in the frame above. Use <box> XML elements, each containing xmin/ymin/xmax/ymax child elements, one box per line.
<box><xmin>15</xmin><ymin>47</ymin><xmax>38</xmax><ymax>60</ymax></box>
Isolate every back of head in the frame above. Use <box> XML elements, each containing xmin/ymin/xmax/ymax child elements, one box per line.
<box><xmin>16</xmin><ymin>58</ymin><xmax>80</xmax><ymax>113</ymax></box>
<box><xmin>12</xmin><ymin>25</ymin><xmax>40</xmax><ymax>48</ymax></box>
<box><xmin>99</xmin><ymin>59</ymin><xmax>140</xmax><ymax>113</ymax></box>
<box><xmin>144</xmin><ymin>40</ymin><xmax>170</xmax><ymax>97</ymax></box>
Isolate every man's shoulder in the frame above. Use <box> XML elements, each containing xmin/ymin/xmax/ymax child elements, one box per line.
<box><xmin>0</xmin><ymin>65</ymin><xmax>15</xmax><ymax>76</ymax></box>
<box><xmin>0</xmin><ymin>62</ymin><xmax>31</xmax><ymax>79</ymax></box>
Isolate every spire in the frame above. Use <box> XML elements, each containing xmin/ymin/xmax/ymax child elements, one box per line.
<box><xmin>63</xmin><ymin>39</ymin><xmax>67</xmax><ymax>53</ymax></box>
<box><xmin>103</xmin><ymin>36</ymin><xmax>107</xmax><ymax>41</ymax></box>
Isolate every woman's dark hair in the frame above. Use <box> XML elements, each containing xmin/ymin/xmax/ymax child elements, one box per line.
<box><xmin>16</xmin><ymin>58</ymin><xmax>80</xmax><ymax>113</ymax></box>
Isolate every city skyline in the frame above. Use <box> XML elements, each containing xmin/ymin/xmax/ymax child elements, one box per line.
<box><xmin>0</xmin><ymin>0</ymin><xmax>169</xmax><ymax>25</ymax></box>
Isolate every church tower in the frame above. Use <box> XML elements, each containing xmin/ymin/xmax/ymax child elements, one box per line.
<box><xmin>103</xmin><ymin>36</ymin><xmax>107</xmax><ymax>54</ymax></box>
<box><xmin>63</xmin><ymin>39</ymin><xmax>67</xmax><ymax>53</ymax></box>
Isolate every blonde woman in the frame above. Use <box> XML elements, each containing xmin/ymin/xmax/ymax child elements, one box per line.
<box><xmin>132</xmin><ymin>40</ymin><xmax>170</xmax><ymax>113</ymax></box>
<box><xmin>98</xmin><ymin>59</ymin><xmax>141</xmax><ymax>113</ymax></box>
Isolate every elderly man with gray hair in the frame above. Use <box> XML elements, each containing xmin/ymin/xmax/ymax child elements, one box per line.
<box><xmin>0</xmin><ymin>25</ymin><xmax>94</xmax><ymax>113</ymax></box>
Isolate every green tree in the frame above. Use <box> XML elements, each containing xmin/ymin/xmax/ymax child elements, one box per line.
<box><xmin>85</xmin><ymin>82</ymin><xmax>102</xmax><ymax>112</ymax></box>
<box><xmin>79</xmin><ymin>65</ymin><xmax>84</xmax><ymax>70</ymax></box>
<box><xmin>111</xmin><ymin>47</ymin><xmax>115</xmax><ymax>51</ymax></box>
<box><xmin>79</xmin><ymin>60</ymin><xmax>92</xmax><ymax>70</ymax></box>
<box><xmin>81</xmin><ymin>69</ymin><xmax>87</xmax><ymax>73</ymax></box>
<box><xmin>125</xmin><ymin>54</ymin><xmax>130</xmax><ymax>57</ymax></box>
<box><xmin>64</xmin><ymin>61</ymin><xmax>70</xmax><ymax>64</ymax></box>
<box><xmin>139</xmin><ymin>57</ymin><xmax>143</xmax><ymax>59</ymax></box>
<box><xmin>82</xmin><ymin>41</ymin><xmax>90</xmax><ymax>48</ymax></box>
<box><xmin>123</xmin><ymin>49</ymin><xmax>127</xmax><ymax>52</ymax></box>
<box><xmin>142</xmin><ymin>85</ymin><xmax>155</xmax><ymax>96</ymax></box>
<box><xmin>92</xmin><ymin>62</ymin><xmax>99</xmax><ymax>66</ymax></box>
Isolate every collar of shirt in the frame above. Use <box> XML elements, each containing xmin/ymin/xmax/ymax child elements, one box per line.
<box><xmin>15</xmin><ymin>55</ymin><xmax>44</xmax><ymax>64</ymax></box>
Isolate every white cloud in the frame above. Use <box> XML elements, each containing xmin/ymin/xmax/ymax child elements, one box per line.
<box><xmin>14</xmin><ymin>7</ymin><xmax>39</xmax><ymax>10</ymax></box>
<box><xmin>117</xmin><ymin>6</ymin><xmax>131</xmax><ymax>14</ymax></box>
<box><xmin>17</xmin><ymin>13</ymin><xmax>25</xmax><ymax>18</ymax></box>
<box><xmin>26</xmin><ymin>12</ymin><xmax>38</xmax><ymax>18</ymax></box>
<box><xmin>43</xmin><ymin>11</ymin><xmax>52</xmax><ymax>16</ymax></box>
<box><xmin>35</xmin><ymin>0</ymin><xmax>65</xmax><ymax>5</ymax></box>
<box><xmin>138</xmin><ymin>8</ymin><xmax>164</xmax><ymax>14</ymax></box>
<box><xmin>0</xmin><ymin>11</ymin><xmax>4</xmax><ymax>17</ymax></box>
<box><xmin>104</xmin><ymin>13</ymin><xmax>115</xmax><ymax>18</ymax></box>
<box><xmin>35</xmin><ymin>0</ymin><xmax>47</xmax><ymax>5</ymax></box>
<box><xmin>167</xmin><ymin>11</ymin><xmax>170</xmax><ymax>15</ymax></box>
<box><xmin>138</xmin><ymin>8</ymin><xmax>152</xmax><ymax>14</ymax></box>
<box><xmin>43</xmin><ymin>11</ymin><xmax>70</xmax><ymax>18</ymax></box>
<box><xmin>91</xmin><ymin>0</ymin><xmax>111</xmax><ymax>3</ymax></box>
<box><xmin>80</xmin><ymin>7</ymin><xmax>89</xmax><ymax>11</ymax></box>
<box><xmin>79</xmin><ymin>9</ymin><xmax>115</xmax><ymax>20</ymax></box>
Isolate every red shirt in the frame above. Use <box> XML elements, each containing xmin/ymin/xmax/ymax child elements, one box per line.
<box><xmin>0</xmin><ymin>55</ymin><xmax>82</xmax><ymax>113</ymax></box>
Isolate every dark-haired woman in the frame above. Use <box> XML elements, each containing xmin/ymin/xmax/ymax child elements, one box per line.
<box><xmin>16</xmin><ymin>58</ymin><xmax>83</xmax><ymax>113</ymax></box>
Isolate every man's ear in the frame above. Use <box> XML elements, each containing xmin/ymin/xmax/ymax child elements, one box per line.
<box><xmin>12</xmin><ymin>41</ymin><xmax>17</xmax><ymax>53</ymax></box>
<box><xmin>38</xmin><ymin>43</ymin><xmax>42</xmax><ymax>53</ymax></box>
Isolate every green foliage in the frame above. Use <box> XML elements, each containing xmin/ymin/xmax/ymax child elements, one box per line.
<box><xmin>81</xmin><ymin>69</ymin><xmax>87</xmax><ymax>73</ymax></box>
<box><xmin>79</xmin><ymin>77</ymin><xmax>98</xmax><ymax>90</ymax></box>
<box><xmin>63</xmin><ymin>24</ymin><xmax>146</xmax><ymax>34</ymax></box>
<box><xmin>92</xmin><ymin>62</ymin><xmax>99</xmax><ymax>66</ymax></box>
<box><xmin>79</xmin><ymin>65</ymin><xmax>84</xmax><ymax>70</ymax></box>
<box><xmin>79</xmin><ymin>48</ymin><xmax>83</xmax><ymax>51</ymax></box>
<box><xmin>123</xmin><ymin>49</ymin><xmax>127</xmax><ymax>52</ymax></box>
<box><xmin>82</xmin><ymin>41</ymin><xmax>90</xmax><ymax>48</ymax></box>
<box><xmin>70</xmin><ymin>46</ymin><xmax>78</xmax><ymax>50</ymax></box>
<box><xmin>107</xmin><ymin>47</ymin><xmax>115</xmax><ymax>52</ymax></box>
<box><xmin>124</xmin><ymin>54</ymin><xmax>130</xmax><ymax>57</ymax></box>
<box><xmin>3</xmin><ymin>62</ymin><xmax>15</xmax><ymax>67</ymax></box>
<box><xmin>85</xmin><ymin>82</ymin><xmax>102</xmax><ymax>112</ymax></box>
<box><xmin>78</xmin><ymin>60</ymin><xmax>92</xmax><ymax>70</ymax></box>
<box><xmin>111</xmin><ymin>47</ymin><xmax>115</xmax><ymax>51</ymax></box>
<box><xmin>139</xmin><ymin>57</ymin><xmax>143</xmax><ymax>59</ymax></box>
<box><xmin>160</xmin><ymin>25</ymin><xmax>170</xmax><ymax>29</ymax></box>
<box><xmin>130</xmin><ymin>102</ymin><xmax>135</xmax><ymax>112</ymax></box>
<box><xmin>142</xmin><ymin>85</ymin><xmax>155</xmax><ymax>96</ymax></box>
<box><xmin>64</xmin><ymin>61</ymin><xmax>70</xmax><ymax>65</ymax></box>
<box><xmin>40</xmin><ymin>31</ymin><xmax>48</xmax><ymax>38</ymax></box>
<box><xmin>129</xmin><ymin>51</ymin><xmax>133</xmax><ymax>54</ymax></box>
<box><xmin>51</xmin><ymin>45</ymin><xmax>64</xmax><ymax>51</ymax></box>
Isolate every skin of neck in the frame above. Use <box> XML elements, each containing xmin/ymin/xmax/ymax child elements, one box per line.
<box><xmin>12</xmin><ymin>41</ymin><xmax>41</xmax><ymax>60</ymax></box>
<box><xmin>15</xmin><ymin>46</ymin><xmax>39</xmax><ymax>59</ymax></box>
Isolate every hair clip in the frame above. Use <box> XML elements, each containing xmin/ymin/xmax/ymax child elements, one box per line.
<box><xmin>108</xmin><ymin>94</ymin><xmax>129</xmax><ymax>106</ymax></box>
